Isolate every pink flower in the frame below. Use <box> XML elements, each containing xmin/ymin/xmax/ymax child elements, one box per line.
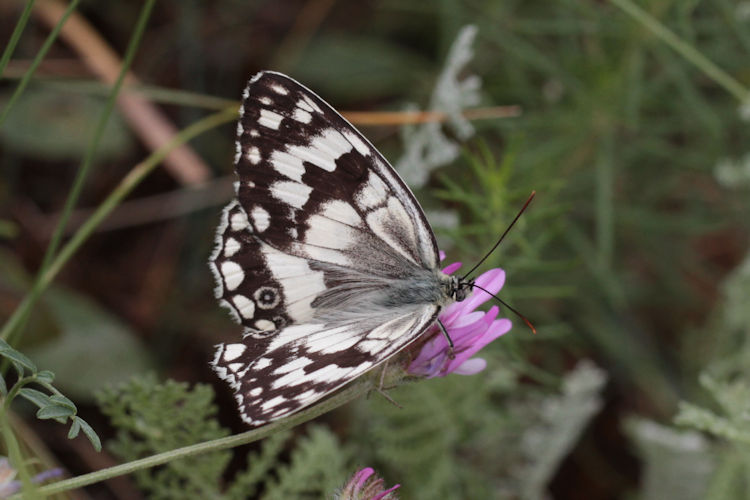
<box><xmin>408</xmin><ymin>257</ymin><xmax>512</xmax><ymax>378</ymax></box>
<box><xmin>336</xmin><ymin>467</ymin><xmax>399</xmax><ymax>500</ymax></box>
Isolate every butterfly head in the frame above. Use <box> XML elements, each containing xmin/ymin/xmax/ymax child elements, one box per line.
<box><xmin>447</xmin><ymin>275</ymin><xmax>474</xmax><ymax>303</ymax></box>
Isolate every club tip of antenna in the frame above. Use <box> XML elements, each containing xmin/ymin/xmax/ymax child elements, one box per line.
<box><xmin>523</xmin><ymin>318</ymin><xmax>537</xmax><ymax>335</ymax></box>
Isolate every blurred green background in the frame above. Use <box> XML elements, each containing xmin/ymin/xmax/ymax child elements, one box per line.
<box><xmin>2</xmin><ymin>0</ymin><xmax>750</xmax><ymax>498</ymax></box>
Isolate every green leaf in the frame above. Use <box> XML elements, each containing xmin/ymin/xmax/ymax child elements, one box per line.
<box><xmin>49</xmin><ymin>394</ymin><xmax>77</xmax><ymax>411</ymax></box>
<box><xmin>75</xmin><ymin>417</ymin><xmax>101</xmax><ymax>452</ymax></box>
<box><xmin>263</xmin><ymin>425</ymin><xmax>350</xmax><ymax>500</ymax></box>
<box><xmin>704</xmin><ymin>452</ymin><xmax>747</xmax><ymax>500</ymax></box>
<box><xmin>517</xmin><ymin>362</ymin><xmax>607</xmax><ymax>500</ymax></box>
<box><xmin>0</xmin><ymin>339</ymin><xmax>37</xmax><ymax>373</ymax></box>
<box><xmin>36</xmin><ymin>370</ymin><xmax>55</xmax><ymax>384</ymax></box>
<box><xmin>624</xmin><ymin>418</ymin><xmax>713</xmax><ymax>500</ymax></box>
<box><xmin>36</xmin><ymin>404</ymin><xmax>75</xmax><ymax>420</ymax></box>
<box><xmin>68</xmin><ymin>417</ymin><xmax>81</xmax><ymax>439</ymax></box>
<box><xmin>18</xmin><ymin>388</ymin><xmax>51</xmax><ymax>408</ymax></box>
<box><xmin>97</xmin><ymin>375</ymin><xmax>229</xmax><ymax>495</ymax></box>
<box><xmin>675</xmin><ymin>402</ymin><xmax>750</xmax><ymax>445</ymax></box>
<box><xmin>225</xmin><ymin>430</ymin><xmax>292</xmax><ymax>500</ymax></box>
<box><xmin>0</xmin><ymin>373</ymin><xmax>6</xmax><ymax>396</ymax></box>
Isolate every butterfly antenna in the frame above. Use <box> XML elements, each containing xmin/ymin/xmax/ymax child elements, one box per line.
<box><xmin>461</xmin><ymin>191</ymin><xmax>536</xmax><ymax>281</ymax></box>
<box><xmin>471</xmin><ymin>283</ymin><xmax>536</xmax><ymax>334</ymax></box>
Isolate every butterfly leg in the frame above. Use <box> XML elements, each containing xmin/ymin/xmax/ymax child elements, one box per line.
<box><xmin>367</xmin><ymin>361</ymin><xmax>403</xmax><ymax>409</ymax></box>
<box><xmin>366</xmin><ymin>363</ymin><xmax>388</xmax><ymax>399</ymax></box>
<box><xmin>437</xmin><ymin>318</ymin><xmax>455</xmax><ymax>359</ymax></box>
<box><xmin>376</xmin><ymin>389</ymin><xmax>403</xmax><ymax>409</ymax></box>
<box><xmin>378</xmin><ymin>360</ymin><xmax>389</xmax><ymax>389</ymax></box>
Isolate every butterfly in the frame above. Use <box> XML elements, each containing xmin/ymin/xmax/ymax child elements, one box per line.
<box><xmin>209</xmin><ymin>71</ymin><xmax>473</xmax><ymax>426</ymax></box>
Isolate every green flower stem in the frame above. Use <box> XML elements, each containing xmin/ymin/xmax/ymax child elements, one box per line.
<box><xmin>0</xmin><ymin>407</ymin><xmax>40</xmax><ymax>500</ymax></box>
<box><xmin>0</xmin><ymin>0</ymin><xmax>80</xmax><ymax>128</ymax></box>
<box><xmin>11</xmin><ymin>379</ymin><xmax>373</xmax><ymax>499</ymax></box>
<box><xmin>0</xmin><ymin>1</ymin><xmax>37</xmax><ymax>81</ymax></box>
<box><xmin>0</xmin><ymin>106</ymin><xmax>237</xmax><ymax>342</ymax></box>
<box><xmin>609</xmin><ymin>0</ymin><xmax>750</xmax><ymax>103</ymax></box>
<box><xmin>4</xmin><ymin>376</ymin><xmax>35</xmax><ymax>411</ymax></box>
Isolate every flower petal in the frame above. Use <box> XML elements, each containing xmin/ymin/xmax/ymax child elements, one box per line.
<box><xmin>452</xmin><ymin>357</ymin><xmax>487</xmax><ymax>375</ymax></box>
<box><xmin>463</xmin><ymin>268</ymin><xmax>506</xmax><ymax>311</ymax></box>
<box><xmin>452</xmin><ymin>310</ymin><xmax>486</xmax><ymax>328</ymax></box>
<box><xmin>410</xmin><ymin>312</ymin><xmax>488</xmax><ymax>366</ymax></box>
<box><xmin>445</xmin><ymin>314</ymin><xmax>510</xmax><ymax>374</ymax></box>
<box><xmin>410</xmin><ymin>306</ymin><xmax>508</xmax><ymax>378</ymax></box>
<box><xmin>372</xmin><ymin>484</ymin><xmax>401</xmax><ymax>500</ymax></box>
<box><xmin>408</xmin><ymin>337</ymin><xmax>441</xmax><ymax>372</ymax></box>
<box><xmin>442</xmin><ymin>261</ymin><xmax>462</xmax><ymax>275</ymax></box>
<box><xmin>448</xmin><ymin>307</ymin><xmax>498</xmax><ymax>344</ymax></box>
<box><xmin>354</xmin><ymin>468</ymin><xmax>375</xmax><ymax>492</ymax></box>
<box><xmin>489</xmin><ymin>318</ymin><xmax>513</xmax><ymax>336</ymax></box>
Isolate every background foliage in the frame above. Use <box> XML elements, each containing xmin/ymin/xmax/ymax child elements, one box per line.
<box><xmin>1</xmin><ymin>0</ymin><xmax>750</xmax><ymax>498</ymax></box>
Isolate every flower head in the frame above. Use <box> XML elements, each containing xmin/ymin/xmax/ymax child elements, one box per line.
<box><xmin>408</xmin><ymin>257</ymin><xmax>512</xmax><ymax>378</ymax></box>
<box><xmin>336</xmin><ymin>467</ymin><xmax>400</xmax><ymax>500</ymax></box>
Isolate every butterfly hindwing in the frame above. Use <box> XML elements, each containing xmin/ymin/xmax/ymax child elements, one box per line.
<box><xmin>210</xmin><ymin>71</ymin><xmax>446</xmax><ymax>425</ymax></box>
<box><xmin>212</xmin><ymin>305</ymin><xmax>439</xmax><ymax>425</ymax></box>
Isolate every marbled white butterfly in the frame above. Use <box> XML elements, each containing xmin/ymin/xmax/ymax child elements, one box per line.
<box><xmin>209</xmin><ymin>71</ymin><xmax>473</xmax><ymax>426</ymax></box>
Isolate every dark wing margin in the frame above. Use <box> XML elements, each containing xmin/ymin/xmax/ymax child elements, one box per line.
<box><xmin>209</xmin><ymin>200</ymin><xmax>292</xmax><ymax>332</ymax></box>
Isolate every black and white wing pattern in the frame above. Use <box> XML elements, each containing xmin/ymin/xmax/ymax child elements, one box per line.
<box><xmin>209</xmin><ymin>71</ymin><xmax>449</xmax><ymax>426</ymax></box>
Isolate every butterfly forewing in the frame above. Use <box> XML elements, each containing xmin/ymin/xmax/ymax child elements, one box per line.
<box><xmin>210</xmin><ymin>71</ymin><xmax>444</xmax><ymax>425</ymax></box>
